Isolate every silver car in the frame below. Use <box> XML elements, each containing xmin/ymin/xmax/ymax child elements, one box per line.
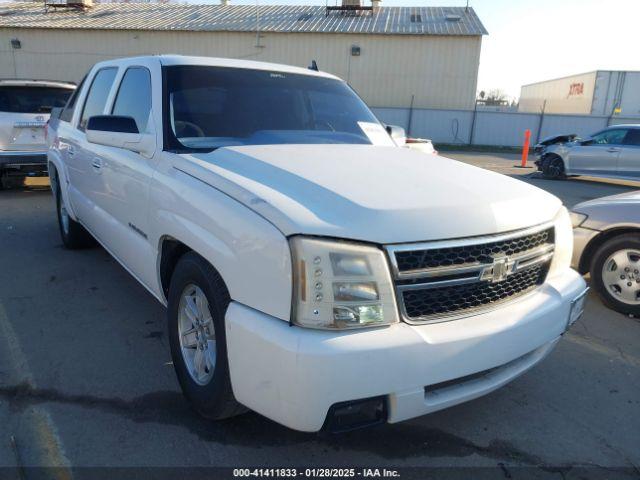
<box><xmin>537</xmin><ymin>125</ymin><xmax>640</xmax><ymax>182</ymax></box>
<box><xmin>0</xmin><ymin>79</ymin><xmax>75</xmax><ymax>188</ymax></box>
<box><xmin>571</xmin><ymin>191</ymin><xmax>640</xmax><ymax>315</ymax></box>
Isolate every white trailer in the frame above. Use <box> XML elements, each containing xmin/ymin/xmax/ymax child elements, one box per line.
<box><xmin>519</xmin><ymin>70</ymin><xmax>640</xmax><ymax>117</ymax></box>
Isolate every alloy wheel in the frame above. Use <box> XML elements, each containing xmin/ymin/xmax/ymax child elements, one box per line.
<box><xmin>177</xmin><ymin>284</ymin><xmax>217</xmax><ymax>385</ymax></box>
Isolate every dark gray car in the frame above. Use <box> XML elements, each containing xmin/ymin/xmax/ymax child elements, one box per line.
<box><xmin>571</xmin><ymin>191</ymin><xmax>640</xmax><ymax>315</ymax></box>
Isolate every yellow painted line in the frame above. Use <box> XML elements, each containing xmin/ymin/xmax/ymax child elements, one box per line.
<box><xmin>0</xmin><ymin>303</ymin><xmax>73</xmax><ymax>479</ymax></box>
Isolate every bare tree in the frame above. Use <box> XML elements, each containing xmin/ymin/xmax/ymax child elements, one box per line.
<box><xmin>482</xmin><ymin>88</ymin><xmax>508</xmax><ymax>106</ymax></box>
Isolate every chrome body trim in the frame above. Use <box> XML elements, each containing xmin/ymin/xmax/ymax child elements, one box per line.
<box><xmin>385</xmin><ymin>221</ymin><xmax>555</xmax><ymax>280</ymax></box>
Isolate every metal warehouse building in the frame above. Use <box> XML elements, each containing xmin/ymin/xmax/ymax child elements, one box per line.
<box><xmin>519</xmin><ymin>70</ymin><xmax>640</xmax><ymax>116</ymax></box>
<box><xmin>0</xmin><ymin>2</ymin><xmax>486</xmax><ymax>109</ymax></box>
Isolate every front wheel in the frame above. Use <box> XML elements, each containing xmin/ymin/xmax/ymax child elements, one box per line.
<box><xmin>542</xmin><ymin>155</ymin><xmax>566</xmax><ymax>180</ymax></box>
<box><xmin>168</xmin><ymin>252</ymin><xmax>246</xmax><ymax>420</ymax></box>
<box><xmin>590</xmin><ymin>234</ymin><xmax>640</xmax><ymax>316</ymax></box>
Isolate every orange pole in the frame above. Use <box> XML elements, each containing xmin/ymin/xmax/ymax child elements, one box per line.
<box><xmin>521</xmin><ymin>129</ymin><xmax>531</xmax><ymax>167</ymax></box>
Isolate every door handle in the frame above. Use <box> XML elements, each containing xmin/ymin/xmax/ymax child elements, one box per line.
<box><xmin>67</xmin><ymin>145</ymin><xmax>76</xmax><ymax>157</ymax></box>
<box><xmin>92</xmin><ymin>158</ymin><xmax>103</xmax><ymax>170</ymax></box>
<box><xmin>607</xmin><ymin>147</ymin><xmax>621</xmax><ymax>153</ymax></box>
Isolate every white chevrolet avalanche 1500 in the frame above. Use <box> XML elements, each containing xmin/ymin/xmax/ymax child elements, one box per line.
<box><xmin>47</xmin><ymin>55</ymin><xmax>588</xmax><ymax>433</ymax></box>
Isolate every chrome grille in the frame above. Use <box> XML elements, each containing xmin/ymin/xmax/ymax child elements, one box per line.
<box><xmin>394</xmin><ymin>228</ymin><xmax>553</xmax><ymax>273</ymax></box>
<box><xmin>386</xmin><ymin>224</ymin><xmax>555</xmax><ymax>324</ymax></box>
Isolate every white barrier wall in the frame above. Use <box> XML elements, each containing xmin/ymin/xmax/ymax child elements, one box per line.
<box><xmin>371</xmin><ymin>107</ymin><xmax>640</xmax><ymax>147</ymax></box>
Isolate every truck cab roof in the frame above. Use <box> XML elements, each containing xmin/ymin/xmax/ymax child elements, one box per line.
<box><xmin>0</xmin><ymin>79</ymin><xmax>76</xmax><ymax>89</ymax></box>
<box><xmin>91</xmin><ymin>54</ymin><xmax>340</xmax><ymax>80</ymax></box>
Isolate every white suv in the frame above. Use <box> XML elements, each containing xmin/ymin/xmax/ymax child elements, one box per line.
<box><xmin>0</xmin><ymin>79</ymin><xmax>75</xmax><ymax>188</ymax></box>
<box><xmin>47</xmin><ymin>55</ymin><xmax>587</xmax><ymax>432</ymax></box>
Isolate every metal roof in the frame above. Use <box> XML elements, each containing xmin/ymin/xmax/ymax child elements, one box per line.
<box><xmin>0</xmin><ymin>2</ymin><xmax>487</xmax><ymax>36</ymax></box>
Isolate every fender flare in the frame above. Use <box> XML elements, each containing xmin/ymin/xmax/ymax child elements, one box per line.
<box><xmin>47</xmin><ymin>151</ymin><xmax>79</xmax><ymax>221</ymax></box>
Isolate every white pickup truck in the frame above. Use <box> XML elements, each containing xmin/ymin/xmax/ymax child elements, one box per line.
<box><xmin>47</xmin><ymin>55</ymin><xmax>587</xmax><ymax>433</ymax></box>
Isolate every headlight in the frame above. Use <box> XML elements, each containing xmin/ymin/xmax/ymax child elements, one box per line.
<box><xmin>549</xmin><ymin>206</ymin><xmax>573</xmax><ymax>277</ymax></box>
<box><xmin>569</xmin><ymin>211</ymin><xmax>588</xmax><ymax>228</ymax></box>
<box><xmin>290</xmin><ymin>237</ymin><xmax>399</xmax><ymax>329</ymax></box>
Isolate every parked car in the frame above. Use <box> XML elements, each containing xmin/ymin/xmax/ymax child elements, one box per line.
<box><xmin>404</xmin><ymin>137</ymin><xmax>438</xmax><ymax>155</ymax></box>
<box><xmin>47</xmin><ymin>55</ymin><xmax>587</xmax><ymax>433</ymax></box>
<box><xmin>571</xmin><ymin>191</ymin><xmax>640</xmax><ymax>316</ymax></box>
<box><xmin>535</xmin><ymin>125</ymin><xmax>640</xmax><ymax>182</ymax></box>
<box><xmin>0</xmin><ymin>79</ymin><xmax>75</xmax><ymax>188</ymax></box>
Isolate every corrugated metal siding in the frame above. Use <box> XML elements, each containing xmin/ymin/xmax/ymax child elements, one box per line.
<box><xmin>0</xmin><ymin>27</ymin><xmax>482</xmax><ymax>109</ymax></box>
<box><xmin>592</xmin><ymin>71</ymin><xmax>640</xmax><ymax>117</ymax></box>
<box><xmin>539</xmin><ymin>114</ymin><xmax>608</xmax><ymax>139</ymax></box>
<box><xmin>373</xmin><ymin>107</ymin><xmax>640</xmax><ymax>147</ymax></box>
<box><xmin>0</xmin><ymin>3</ymin><xmax>487</xmax><ymax>36</ymax></box>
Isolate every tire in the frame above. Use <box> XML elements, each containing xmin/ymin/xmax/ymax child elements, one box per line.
<box><xmin>167</xmin><ymin>251</ymin><xmax>246</xmax><ymax>420</ymax></box>
<box><xmin>54</xmin><ymin>177</ymin><xmax>95</xmax><ymax>249</ymax></box>
<box><xmin>543</xmin><ymin>155</ymin><xmax>566</xmax><ymax>180</ymax></box>
<box><xmin>590</xmin><ymin>234</ymin><xmax>640</xmax><ymax>316</ymax></box>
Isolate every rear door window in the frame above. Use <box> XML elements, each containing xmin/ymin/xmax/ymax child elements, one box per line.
<box><xmin>0</xmin><ymin>86</ymin><xmax>72</xmax><ymax>114</ymax></box>
<box><xmin>78</xmin><ymin>67</ymin><xmax>118</xmax><ymax>131</ymax></box>
<box><xmin>111</xmin><ymin>67</ymin><xmax>152</xmax><ymax>133</ymax></box>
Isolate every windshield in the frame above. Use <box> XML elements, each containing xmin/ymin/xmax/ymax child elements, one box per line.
<box><xmin>164</xmin><ymin>65</ymin><xmax>393</xmax><ymax>152</ymax></box>
<box><xmin>0</xmin><ymin>86</ymin><xmax>73</xmax><ymax>114</ymax></box>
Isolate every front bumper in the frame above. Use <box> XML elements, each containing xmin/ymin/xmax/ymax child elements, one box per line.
<box><xmin>0</xmin><ymin>150</ymin><xmax>47</xmax><ymax>167</ymax></box>
<box><xmin>225</xmin><ymin>268</ymin><xmax>587</xmax><ymax>432</ymax></box>
<box><xmin>572</xmin><ymin>226</ymin><xmax>600</xmax><ymax>272</ymax></box>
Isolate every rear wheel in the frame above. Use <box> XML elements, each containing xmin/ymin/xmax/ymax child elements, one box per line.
<box><xmin>54</xmin><ymin>177</ymin><xmax>95</xmax><ymax>249</ymax></box>
<box><xmin>168</xmin><ymin>252</ymin><xmax>246</xmax><ymax>420</ymax></box>
<box><xmin>590</xmin><ymin>234</ymin><xmax>640</xmax><ymax>316</ymax></box>
<box><xmin>543</xmin><ymin>155</ymin><xmax>566</xmax><ymax>180</ymax></box>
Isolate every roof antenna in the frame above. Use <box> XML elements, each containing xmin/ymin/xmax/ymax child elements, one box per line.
<box><xmin>308</xmin><ymin>60</ymin><xmax>319</xmax><ymax>71</ymax></box>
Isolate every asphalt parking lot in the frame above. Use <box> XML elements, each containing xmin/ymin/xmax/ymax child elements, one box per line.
<box><xmin>1</xmin><ymin>153</ymin><xmax>639</xmax><ymax>479</ymax></box>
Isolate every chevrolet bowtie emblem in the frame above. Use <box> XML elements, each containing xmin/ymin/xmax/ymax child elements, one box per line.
<box><xmin>481</xmin><ymin>256</ymin><xmax>513</xmax><ymax>283</ymax></box>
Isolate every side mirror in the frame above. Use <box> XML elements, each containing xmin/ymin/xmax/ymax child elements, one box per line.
<box><xmin>86</xmin><ymin>115</ymin><xmax>155</xmax><ymax>158</ymax></box>
<box><xmin>580</xmin><ymin>137</ymin><xmax>593</xmax><ymax>146</ymax></box>
<box><xmin>385</xmin><ymin>124</ymin><xmax>406</xmax><ymax>146</ymax></box>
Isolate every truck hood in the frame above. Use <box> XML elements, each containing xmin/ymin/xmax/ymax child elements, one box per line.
<box><xmin>179</xmin><ymin>145</ymin><xmax>562</xmax><ymax>244</ymax></box>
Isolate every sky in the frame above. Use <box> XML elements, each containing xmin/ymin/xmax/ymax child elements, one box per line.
<box><xmin>201</xmin><ymin>0</ymin><xmax>640</xmax><ymax>99</ymax></box>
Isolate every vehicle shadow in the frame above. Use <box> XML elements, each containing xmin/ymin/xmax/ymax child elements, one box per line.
<box><xmin>0</xmin><ymin>380</ymin><xmax>541</xmax><ymax>465</ymax></box>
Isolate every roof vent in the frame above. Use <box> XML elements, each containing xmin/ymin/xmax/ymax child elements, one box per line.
<box><xmin>45</xmin><ymin>0</ymin><xmax>93</xmax><ymax>12</ymax></box>
<box><xmin>297</xmin><ymin>12</ymin><xmax>313</xmax><ymax>21</ymax></box>
<box><xmin>445</xmin><ymin>14</ymin><xmax>462</xmax><ymax>21</ymax></box>
<box><xmin>410</xmin><ymin>13</ymin><xmax>422</xmax><ymax>23</ymax></box>
<box><xmin>326</xmin><ymin>0</ymin><xmax>373</xmax><ymax>17</ymax></box>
